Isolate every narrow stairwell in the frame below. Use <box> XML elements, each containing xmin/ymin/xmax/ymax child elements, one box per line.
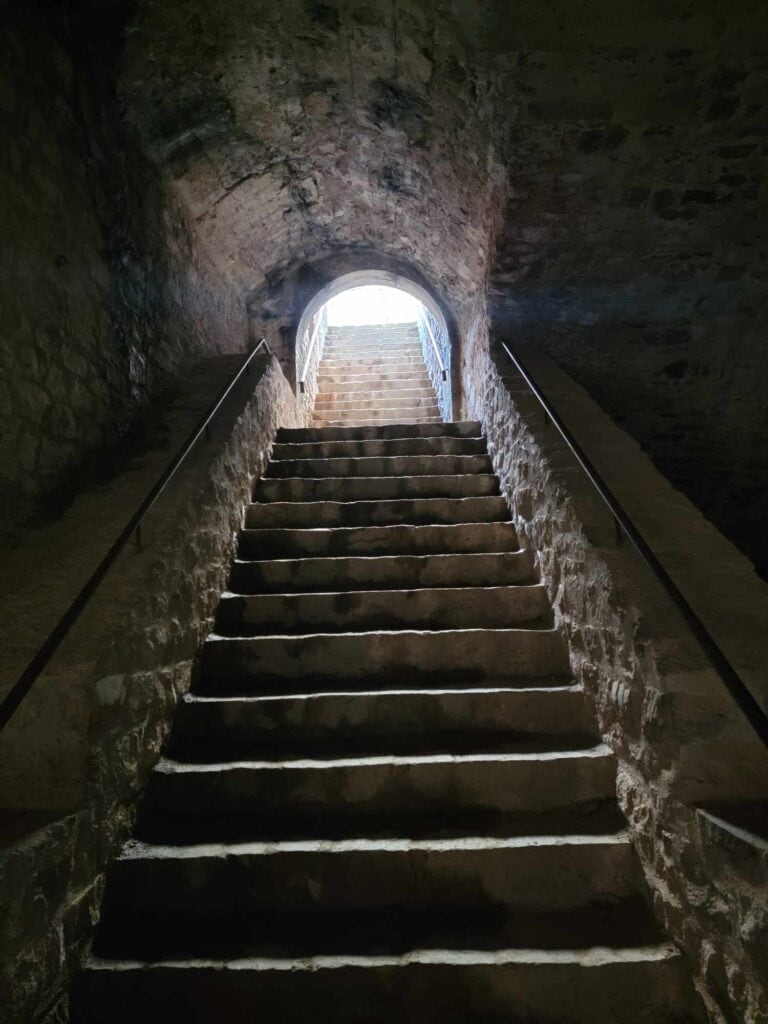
<box><xmin>313</xmin><ymin>322</ymin><xmax>442</xmax><ymax>427</ymax></box>
<box><xmin>73</xmin><ymin>344</ymin><xmax>703</xmax><ymax>1021</ymax></box>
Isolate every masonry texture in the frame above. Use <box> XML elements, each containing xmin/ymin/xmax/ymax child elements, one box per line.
<box><xmin>0</xmin><ymin>8</ymin><xmax>246</xmax><ymax>533</ymax></box>
<box><xmin>485</xmin><ymin>5</ymin><xmax>768</xmax><ymax>578</ymax></box>
<box><xmin>0</xmin><ymin>356</ymin><xmax>302</xmax><ymax>1023</ymax></box>
<box><xmin>464</xmin><ymin>328</ymin><xmax>768</xmax><ymax>1024</ymax></box>
<box><xmin>2</xmin><ymin>1</ymin><xmax>768</xmax><ymax>1022</ymax></box>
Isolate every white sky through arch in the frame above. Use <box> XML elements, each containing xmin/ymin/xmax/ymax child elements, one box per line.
<box><xmin>325</xmin><ymin>286</ymin><xmax>422</xmax><ymax>326</ymax></box>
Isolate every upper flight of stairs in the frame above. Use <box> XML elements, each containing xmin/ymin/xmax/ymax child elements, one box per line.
<box><xmin>73</xmin><ymin>413</ymin><xmax>703</xmax><ymax>1022</ymax></box>
<box><xmin>313</xmin><ymin>322</ymin><xmax>442</xmax><ymax>427</ymax></box>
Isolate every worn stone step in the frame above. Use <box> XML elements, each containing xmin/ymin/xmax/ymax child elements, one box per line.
<box><xmin>321</xmin><ymin>354</ymin><xmax>425</xmax><ymax>369</ymax></box>
<box><xmin>256</xmin><ymin>474</ymin><xmax>499</xmax><ymax>504</ymax></box>
<box><xmin>197</xmin><ymin>627</ymin><xmax>570</xmax><ymax>693</ymax></box>
<box><xmin>74</xmin><ymin>942</ymin><xmax>700</xmax><ymax>1024</ymax></box>
<box><xmin>218</xmin><ymin>581</ymin><xmax>552</xmax><ymax>634</ymax></box>
<box><xmin>216</xmin><ymin>585</ymin><xmax>550</xmax><ymax>636</ymax></box>
<box><xmin>327</xmin><ymin>330</ymin><xmax>418</xmax><ymax>339</ymax></box>
<box><xmin>323</xmin><ymin>340</ymin><xmax>422</xmax><ymax>351</ymax></box>
<box><xmin>244</xmin><ymin>495</ymin><xmax>509</xmax><ymax>529</ymax></box>
<box><xmin>144</xmin><ymin>746</ymin><xmax>615</xmax><ymax>823</ymax></box>
<box><xmin>324</xmin><ymin>343</ymin><xmax>422</xmax><ymax>353</ymax></box>
<box><xmin>171</xmin><ymin>685</ymin><xmax>595</xmax><ymax>761</ymax></box>
<box><xmin>93</xmin><ymin>898</ymin><xmax>665</xmax><ymax>966</ymax></box>
<box><xmin>229</xmin><ymin>550</ymin><xmax>534</xmax><ymax>593</ymax></box>
<box><xmin>271</xmin><ymin>436</ymin><xmax>486</xmax><ymax>460</ymax></box>
<box><xmin>313</xmin><ymin>409</ymin><xmax>442</xmax><ymax>425</ymax></box>
<box><xmin>323</xmin><ymin>345</ymin><xmax>423</xmax><ymax>359</ymax></box>
<box><xmin>101</xmin><ymin>833</ymin><xmax>640</xmax><ymax>930</ymax></box>
<box><xmin>318</xmin><ymin>372</ymin><xmax>431</xmax><ymax>386</ymax></box>
<box><xmin>327</xmin><ymin>323</ymin><xmax>417</xmax><ymax>332</ymax></box>
<box><xmin>136</xmin><ymin>798</ymin><xmax>624</xmax><ymax>848</ymax></box>
<box><xmin>318</xmin><ymin>374</ymin><xmax>432</xmax><ymax>392</ymax></box>
<box><xmin>277</xmin><ymin>422</ymin><xmax>481</xmax><ymax>443</ymax></box>
<box><xmin>317</xmin><ymin>370</ymin><xmax>430</xmax><ymax>385</ymax></box>
<box><xmin>266</xmin><ymin>454</ymin><xmax>492</xmax><ymax>479</ymax></box>
<box><xmin>315</xmin><ymin>390</ymin><xmax>437</xmax><ymax>409</ymax></box>
<box><xmin>328</xmin><ymin>337</ymin><xmax>420</xmax><ymax>345</ymax></box>
<box><xmin>313</xmin><ymin>416</ymin><xmax>443</xmax><ymax>428</ymax></box>
<box><xmin>327</xmin><ymin>324</ymin><xmax>417</xmax><ymax>334</ymax></box>
<box><xmin>238</xmin><ymin>521</ymin><xmax>521</xmax><ymax>559</ymax></box>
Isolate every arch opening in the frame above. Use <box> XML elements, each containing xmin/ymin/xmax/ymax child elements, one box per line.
<box><xmin>295</xmin><ymin>271</ymin><xmax>454</xmax><ymax>423</ymax></box>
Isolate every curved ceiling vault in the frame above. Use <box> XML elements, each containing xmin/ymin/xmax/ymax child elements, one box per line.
<box><xmin>121</xmin><ymin>0</ymin><xmax>507</xmax><ymax>331</ymax></box>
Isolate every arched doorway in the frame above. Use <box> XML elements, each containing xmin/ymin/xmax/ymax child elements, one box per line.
<box><xmin>295</xmin><ymin>269</ymin><xmax>454</xmax><ymax>421</ymax></box>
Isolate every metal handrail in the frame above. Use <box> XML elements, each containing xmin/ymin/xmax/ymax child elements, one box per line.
<box><xmin>0</xmin><ymin>339</ymin><xmax>272</xmax><ymax>733</ymax></box>
<box><xmin>501</xmin><ymin>342</ymin><xmax>768</xmax><ymax>748</ymax></box>
<box><xmin>422</xmin><ymin>314</ymin><xmax>448</xmax><ymax>382</ymax></box>
<box><xmin>298</xmin><ymin>315</ymin><xmax>324</xmax><ymax>394</ymax></box>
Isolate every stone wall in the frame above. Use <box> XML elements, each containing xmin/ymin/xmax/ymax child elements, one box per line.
<box><xmin>464</xmin><ymin>323</ymin><xmax>768</xmax><ymax>1024</ymax></box>
<box><xmin>0</xmin><ymin>7</ymin><xmax>246</xmax><ymax>533</ymax></box>
<box><xmin>486</xmin><ymin>4</ymin><xmax>768</xmax><ymax>577</ymax></box>
<box><xmin>0</xmin><ymin>355</ymin><xmax>302</xmax><ymax>1024</ymax></box>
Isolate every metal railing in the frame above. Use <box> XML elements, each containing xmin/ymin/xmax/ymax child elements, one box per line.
<box><xmin>298</xmin><ymin>315</ymin><xmax>324</xmax><ymax>394</ymax></box>
<box><xmin>502</xmin><ymin>342</ymin><xmax>768</xmax><ymax>749</ymax></box>
<box><xmin>0</xmin><ymin>339</ymin><xmax>272</xmax><ymax>733</ymax></box>
<box><xmin>423</xmin><ymin>314</ymin><xmax>448</xmax><ymax>382</ymax></box>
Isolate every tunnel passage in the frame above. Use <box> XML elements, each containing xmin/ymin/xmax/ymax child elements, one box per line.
<box><xmin>295</xmin><ymin>281</ymin><xmax>453</xmax><ymax>426</ymax></box>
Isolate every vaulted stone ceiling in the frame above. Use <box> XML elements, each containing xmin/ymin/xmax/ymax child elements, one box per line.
<box><xmin>3</xmin><ymin>0</ymin><xmax>765</xmax><ymax>573</ymax></box>
<box><xmin>116</xmin><ymin>0</ymin><xmax>768</xmax><ymax>573</ymax></box>
<box><xmin>121</xmin><ymin>0</ymin><xmax>507</xmax><ymax>326</ymax></box>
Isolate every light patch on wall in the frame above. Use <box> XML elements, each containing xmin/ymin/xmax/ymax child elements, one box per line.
<box><xmin>325</xmin><ymin>285</ymin><xmax>423</xmax><ymax>326</ymax></box>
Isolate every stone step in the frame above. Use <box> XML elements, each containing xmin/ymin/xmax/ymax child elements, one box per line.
<box><xmin>93</xmin><ymin>899</ymin><xmax>665</xmax><ymax>968</ymax></box>
<box><xmin>170</xmin><ymin>684</ymin><xmax>595</xmax><ymax>762</ymax></box>
<box><xmin>317</xmin><ymin>367</ymin><xmax>432</xmax><ymax>383</ymax></box>
<box><xmin>197</xmin><ymin>627</ymin><xmax>570</xmax><ymax>693</ymax></box>
<box><xmin>323</xmin><ymin>338</ymin><xmax>421</xmax><ymax>349</ymax></box>
<box><xmin>327</xmin><ymin>324</ymin><xmax>417</xmax><ymax>335</ymax></box>
<box><xmin>317</xmin><ymin>376</ymin><xmax>432</xmax><ymax>389</ymax></box>
<box><xmin>321</xmin><ymin>354</ymin><xmax>425</xmax><ymax>369</ymax></box>
<box><xmin>277</xmin><ymin>422</ymin><xmax>480</xmax><ymax>443</ymax></box>
<box><xmin>314</xmin><ymin>395</ymin><xmax>440</xmax><ymax>412</ymax></box>
<box><xmin>237</xmin><ymin>521</ymin><xmax>521</xmax><ymax>559</ymax></box>
<box><xmin>327</xmin><ymin>322</ymin><xmax>417</xmax><ymax>331</ymax></box>
<box><xmin>244</xmin><ymin>495</ymin><xmax>509</xmax><ymax>529</ymax></box>
<box><xmin>323</xmin><ymin>345</ymin><xmax>423</xmax><ymax>358</ymax></box>
<box><xmin>215</xmin><ymin>584</ymin><xmax>551</xmax><ymax>636</ymax></box>
<box><xmin>255</xmin><ymin>474</ymin><xmax>499</xmax><ymax>504</ymax></box>
<box><xmin>271</xmin><ymin>436</ymin><xmax>486</xmax><ymax>459</ymax></box>
<box><xmin>144</xmin><ymin>746</ymin><xmax>615</xmax><ymax>822</ymax></box>
<box><xmin>135</xmin><ymin>797</ymin><xmax>624</xmax><ymax>847</ymax></box>
<box><xmin>312</xmin><ymin>408</ymin><xmax>442</xmax><ymax>425</ymax></box>
<box><xmin>266</xmin><ymin>453</ymin><xmax>492</xmax><ymax>478</ymax></box>
<box><xmin>315</xmin><ymin>389</ymin><xmax>436</xmax><ymax>408</ymax></box>
<box><xmin>229</xmin><ymin>550</ymin><xmax>534</xmax><ymax>593</ymax></box>
<box><xmin>313</xmin><ymin>416</ymin><xmax>444</xmax><ymax>428</ymax></box>
<box><xmin>74</xmin><ymin>943</ymin><xmax>699</xmax><ymax>1024</ymax></box>
<box><xmin>320</xmin><ymin>361</ymin><xmax>430</xmax><ymax>373</ymax></box>
<box><xmin>100</xmin><ymin>833</ymin><xmax>640</xmax><ymax>932</ymax></box>
<box><xmin>318</xmin><ymin>374</ymin><xmax>432</xmax><ymax>391</ymax></box>
<box><xmin>317</xmin><ymin>368</ymin><xmax>428</xmax><ymax>383</ymax></box>
<box><xmin>326</xmin><ymin>337</ymin><xmax>419</xmax><ymax>348</ymax></box>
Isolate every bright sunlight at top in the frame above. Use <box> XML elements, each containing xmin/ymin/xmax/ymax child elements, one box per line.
<box><xmin>325</xmin><ymin>286</ymin><xmax>423</xmax><ymax>327</ymax></box>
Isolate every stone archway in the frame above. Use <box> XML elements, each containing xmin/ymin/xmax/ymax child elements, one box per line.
<box><xmin>291</xmin><ymin>261</ymin><xmax>462</xmax><ymax>420</ymax></box>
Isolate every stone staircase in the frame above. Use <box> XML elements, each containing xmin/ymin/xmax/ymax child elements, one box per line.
<box><xmin>313</xmin><ymin>322</ymin><xmax>441</xmax><ymax>426</ymax></box>
<box><xmin>72</xmin><ymin>408</ymin><xmax>704</xmax><ymax>1020</ymax></box>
